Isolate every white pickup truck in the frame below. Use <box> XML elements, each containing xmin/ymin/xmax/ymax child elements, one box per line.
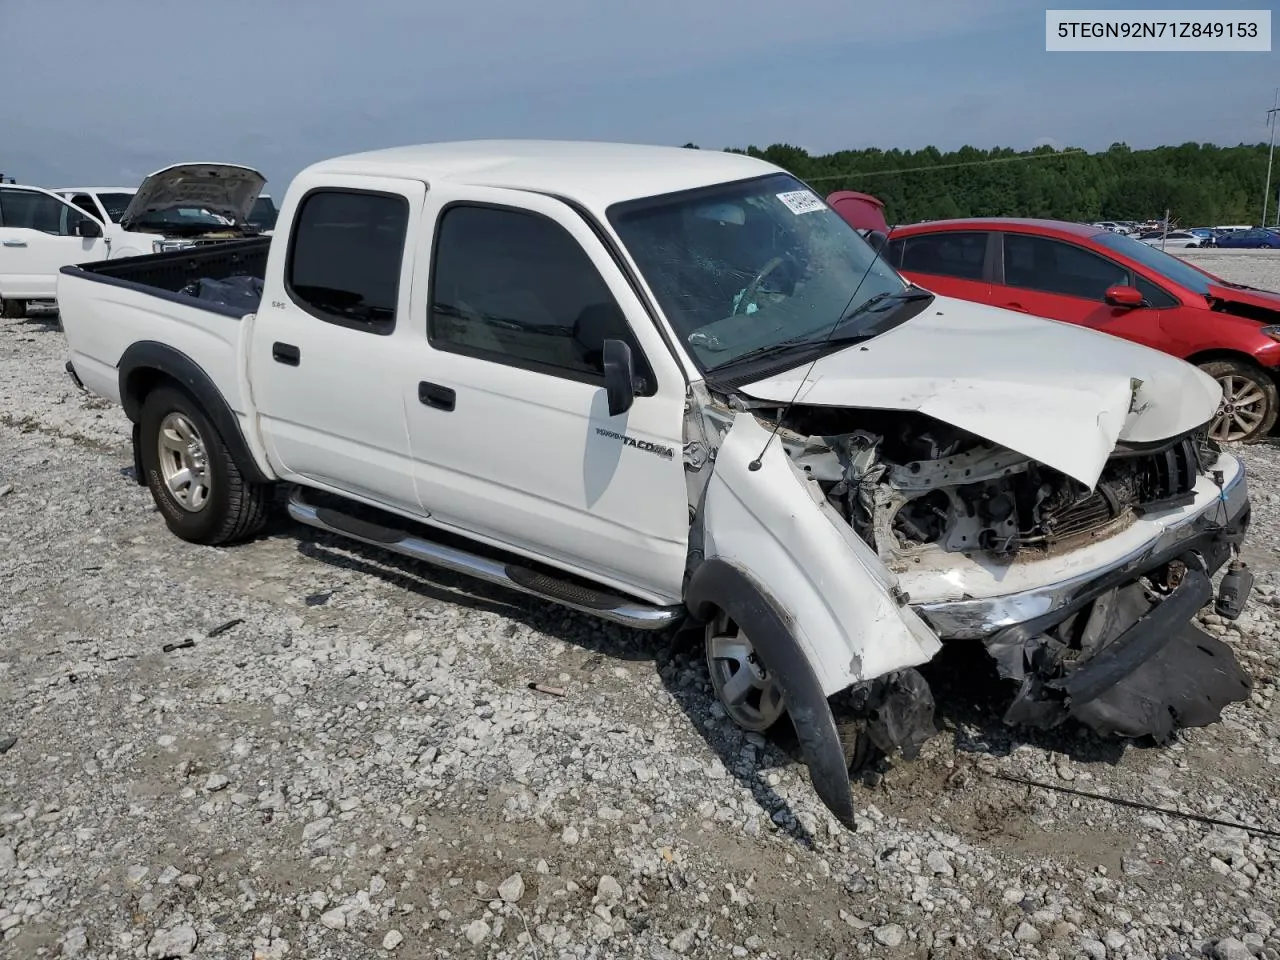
<box><xmin>56</xmin><ymin>140</ymin><xmax>1255</xmax><ymax>826</ymax></box>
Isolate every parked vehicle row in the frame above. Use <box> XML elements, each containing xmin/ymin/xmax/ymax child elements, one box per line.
<box><xmin>0</xmin><ymin>163</ymin><xmax>269</xmax><ymax>317</ymax></box>
<box><xmin>1207</xmin><ymin>227</ymin><xmax>1280</xmax><ymax>249</ymax></box>
<box><xmin>56</xmin><ymin>141</ymin><xmax>1255</xmax><ymax>826</ymax></box>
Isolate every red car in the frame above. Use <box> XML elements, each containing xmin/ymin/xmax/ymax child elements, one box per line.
<box><xmin>884</xmin><ymin>218</ymin><xmax>1280</xmax><ymax>443</ymax></box>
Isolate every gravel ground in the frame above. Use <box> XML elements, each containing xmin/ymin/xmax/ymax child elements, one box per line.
<box><xmin>2</xmin><ymin>255</ymin><xmax>1280</xmax><ymax>960</ymax></box>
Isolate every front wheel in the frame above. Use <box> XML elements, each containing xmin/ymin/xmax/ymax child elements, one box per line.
<box><xmin>1200</xmin><ymin>359</ymin><xmax>1279</xmax><ymax>444</ymax></box>
<box><xmin>705</xmin><ymin>611</ymin><xmax>786</xmax><ymax>732</ymax></box>
<box><xmin>139</xmin><ymin>385</ymin><xmax>272</xmax><ymax>544</ymax></box>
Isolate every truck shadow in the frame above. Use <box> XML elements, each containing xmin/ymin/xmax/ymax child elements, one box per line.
<box><xmin>919</xmin><ymin>639</ymin><xmax>1128</xmax><ymax>766</ymax></box>
<box><xmin>281</xmin><ymin>517</ymin><xmax>817</xmax><ymax>845</ymax></box>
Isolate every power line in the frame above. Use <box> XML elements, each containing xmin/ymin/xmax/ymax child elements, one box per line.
<box><xmin>802</xmin><ymin>148</ymin><xmax>1090</xmax><ymax>183</ymax></box>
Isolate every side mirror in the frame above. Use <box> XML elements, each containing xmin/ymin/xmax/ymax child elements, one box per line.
<box><xmin>75</xmin><ymin>218</ymin><xmax>102</xmax><ymax>238</ymax></box>
<box><xmin>601</xmin><ymin>338</ymin><xmax>636</xmax><ymax>417</ymax></box>
<box><xmin>1104</xmin><ymin>284</ymin><xmax>1144</xmax><ymax>309</ymax></box>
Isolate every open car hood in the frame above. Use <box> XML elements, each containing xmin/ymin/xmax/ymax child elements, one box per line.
<box><xmin>119</xmin><ymin>162</ymin><xmax>266</xmax><ymax>230</ymax></box>
<box><xmin>738</xmin><ymin>296</ymin><xmax>1221</xmax><ymax>488</ymax></box>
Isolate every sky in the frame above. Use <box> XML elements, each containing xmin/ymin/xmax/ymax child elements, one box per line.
<box><xmin>1</xmin><ymin>0</ymin><xmax>1276</xmax><ymax>194</ymax></box>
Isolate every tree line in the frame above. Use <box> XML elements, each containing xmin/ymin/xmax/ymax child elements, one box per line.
<box><xmin>681</xmin><ymin>141</ymin><xmax>1275</xmax><ymax>227</ymax></box>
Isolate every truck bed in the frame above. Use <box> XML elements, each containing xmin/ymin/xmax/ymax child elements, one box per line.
<box><xmin>67</xmin><ymin>236</ymin><xmax>271</xmax><ymax>315</ymax></box>
<box><xmin>57</xmin><ymin>236</ymin><xmax>272</xmax><ymax>419</ymax></box>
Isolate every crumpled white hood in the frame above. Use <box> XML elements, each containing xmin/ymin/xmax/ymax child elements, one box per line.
<box><xmin>739</xmin><ymin>296</ymin><xmax>1221</xmax><ymax>487</ymax></box>
<box><xmin>119</xmin><ymin>162</ymin><xmax>266</xmax><ymax>229</ymax></box>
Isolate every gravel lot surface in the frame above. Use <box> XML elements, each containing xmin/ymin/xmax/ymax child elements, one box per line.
<box><xmin>2</xmin><ymin>254</ymin><xmax>1280</xmax><ymax>960</ymax></box>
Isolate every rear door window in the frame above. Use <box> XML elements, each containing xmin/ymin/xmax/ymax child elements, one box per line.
<box><xmin>285</xmin><ymin>189</ymin><xmax>409</xmax><ymax>333</ymax></box>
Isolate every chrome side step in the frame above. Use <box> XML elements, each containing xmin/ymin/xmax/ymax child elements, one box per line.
<box><xmin>286</xmin><ymin>487</ymin><xmax>684</xmax><ymax>631</ymax></box>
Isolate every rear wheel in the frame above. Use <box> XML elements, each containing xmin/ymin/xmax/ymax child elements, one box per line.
<box><xmin>1</xmin><ymin>299</ymin><xmax>27</xmax><ymax>319</ymax></box>
<box><xmin>1200</xmin><ymin>359</ymin><xmax>1279</xmax><ymax>444</ymax></box>
<box><xmin>139</xmin><ymin>385</ymin><xmax>272</xmax><ymax>544</ymax></box>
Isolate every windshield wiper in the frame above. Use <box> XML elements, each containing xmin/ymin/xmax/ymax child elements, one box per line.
<box><xmin>708</xmin><ymin>328</ymin><xmax>878</xmax><ymax>374</ymax></box>
<box><xmin>707</xmin><ymin>287</ymin><xmax>933</xmax><ymax>376</ymax></box>
<box><xmin>839</xmin><ymin>287</ymin><xmax>932</xmax><ymax>324</ymax></box>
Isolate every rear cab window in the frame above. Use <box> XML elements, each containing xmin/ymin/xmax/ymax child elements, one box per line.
<box><xmin>285</xmin><ymin>189</ymin><xmax>410</xmax><ymax>334</ymax></box>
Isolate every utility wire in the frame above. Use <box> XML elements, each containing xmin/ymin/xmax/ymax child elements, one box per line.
<box><xmin>996</xmin><ymin>773</ymin><xmax>1280</xmax><ymax>840</ymax></box>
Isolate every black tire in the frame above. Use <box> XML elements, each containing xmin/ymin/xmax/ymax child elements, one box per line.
<box><xmin>138</xmin><ymin>385</ymin><xmax>272</xmax><ymax>545</ymax></box>
<box><xmin>1</xmin><ymin>299</ymin><xmax>27</xmax><ymax>319</ymax></box>
<box><xmin>837</xmin><ymin>718</ymin><xmax>879</xmax><ymax>778</ymax></box>
<box><xmin>1199</xmin><ymin>359</ymin><xmax>1279</xmax><ymax>444</ymax></box>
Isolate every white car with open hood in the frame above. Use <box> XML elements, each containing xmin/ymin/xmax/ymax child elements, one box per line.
<box><xmin>56</xmin><ymin>167</ymin><xmax>267</xmax><ymax>253</ymax></box>
<box><xmin>0</xmin><ymin>165</ymin><xmax>268</xmax><ymax>319</ymax></box>
<box><xmin>54</xmin><ymin>141</ymin><xmax>1255</xmax><ymax>828</ymax></box>
<box><xmin>108</xmin><ymin>162</ymin><xmax>268</xmax><ymax>254</ymax></box>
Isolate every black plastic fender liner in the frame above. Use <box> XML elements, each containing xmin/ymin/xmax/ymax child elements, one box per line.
<box><xmin>131</xmin><ymin>423</ymin><xmax>145</xmax><ymax>486</ymax></box>
<box><xmin>685</xmin><ymin>557</ymin><xmax>857</xmax><ymax>829</ymax></box>
<box><xmin>117</xmin><ymin>341</ymin><xmax>273</xmax><ymax>485</ymax></box>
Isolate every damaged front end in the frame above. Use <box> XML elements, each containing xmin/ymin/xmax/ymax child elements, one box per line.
<box><xmin>699</xmin><ymin>393</ymin><xmax>1254</xmax><ymax>752</ymax></box>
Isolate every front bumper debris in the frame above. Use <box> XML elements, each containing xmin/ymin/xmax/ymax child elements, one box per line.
<box><xmin>987</xmin><ymin>556</ymin><xmax>1251</xmax><ymax>742</ymax></box>
<box><xmin>918</xmin><ymin>455</ymin><xmax>1253</xmax><ymax>742</ymax></box>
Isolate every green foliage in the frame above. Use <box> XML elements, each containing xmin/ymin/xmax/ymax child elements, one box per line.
<box><xmin>714</xmin><ymin>140</ymin><xmax>1272</xmax><ymax>226</ymax></box>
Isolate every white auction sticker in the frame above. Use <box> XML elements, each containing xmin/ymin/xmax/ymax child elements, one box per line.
<box><xmin>776</xmin><ymin>190</ymin><xmax>825</xmax><ymax>215</ymax></box>
<box><xmin>1046</xmin><ymin>9</ymin><xmax>1270</xmax><ymax>51</ymax></box>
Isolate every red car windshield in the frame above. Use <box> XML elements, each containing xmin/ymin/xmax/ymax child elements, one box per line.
<box><xmin>1091</xmin><ymin>230</ymin><xmax>1211</xmax><ymax>296</ymax></box>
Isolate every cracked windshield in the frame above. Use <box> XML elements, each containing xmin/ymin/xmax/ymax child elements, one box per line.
<box><xmin>608</xmin><ymin>172</ymin><xmax>910</xmax><ymax>371</ymax></box>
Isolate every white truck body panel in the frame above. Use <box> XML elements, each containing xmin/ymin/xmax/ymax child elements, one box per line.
<box><xmin>704</xmin><ymin>413</ymin><xmax>942</xmax><ymax>695</ymax></box>
<box><xmin>248</xmin><ymin>174</ymin><xmax>427</xmax><ymax>513</ymax></box>
<box><xmin>400</xmin><ymin>183</ymin><xmax>691</xmax><ymax>603</ymax></box>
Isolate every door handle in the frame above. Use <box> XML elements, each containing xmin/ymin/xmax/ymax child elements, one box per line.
<box><xmin>418</xmin><ymin>381</ymin><xmax>455</xmax><ymax>412</ymax></box>
<box><xmin>272</xmin><ymin>342</ymin><xmax>300</xmax><ymax>366</ymax></box>
<box><xmin>2</xmin><ymin>240</ymin><xmax>27</xmax><ymax>248</ymax></box>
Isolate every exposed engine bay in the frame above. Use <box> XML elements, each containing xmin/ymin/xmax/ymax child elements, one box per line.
<box><xmin>758</xmin><ymin>405</ymin><xmax>1218</xmax><ymax>570</ymax></box>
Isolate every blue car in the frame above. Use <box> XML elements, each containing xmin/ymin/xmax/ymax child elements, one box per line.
<box><xmin>1212</xmin><ymin>227</ymin><xmax>1280</xmax><ymax>249</ymax></box>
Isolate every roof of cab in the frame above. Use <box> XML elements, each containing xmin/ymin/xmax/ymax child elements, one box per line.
<box><xmin>301</xmin><ymin>140</ymin><xmax>784</xmax><ymax>209</ymax></box>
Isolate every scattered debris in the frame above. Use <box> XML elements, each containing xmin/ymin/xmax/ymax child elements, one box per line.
<box><xmin>162</xmin><ymin>639</ymin><xmax>195</xmax><ymax>654</ymax></box>
<box><xmin>528</xmin><ymin>682</ymin><xmax>566</xmax><ymax>697</ymax></box>
<box><xmin>206</xmin><ymin>618</ymin><xmax>244</xmax><ymax>638</ymax></box>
